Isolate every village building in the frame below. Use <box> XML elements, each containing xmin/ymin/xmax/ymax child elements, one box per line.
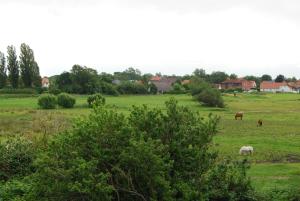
<box><xmin>181</xmin><ymin>80</ymin><xmax>191</xmax><ymax>85</ymax></box>
<box><xmin>260</xmin><ymin>81</ymin><xmax>297</xmax><ymax>93</ymax></box>
<box><xmin>149</xmin><ymin>76</ymin><xmax>177</xmax><ymax>93</ymax></box>
<box><xmin>221</xmin><ymin>78</ymin><xmax>256</xmax><ymax>91</ymax></box>
<box><xmin>41</xmin><ymin>76</ymin><xmax>50</xmax><ymax>88</ymax></box>
<box><xmin>287</xmin><ymin>81</ymin><xmax>300</xmax><ymax>93</ymax></box>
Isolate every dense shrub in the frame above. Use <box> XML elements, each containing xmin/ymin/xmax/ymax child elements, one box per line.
<box><xmin>57</xmin><ymin>93</ymin><xmax>76</xmax><ymax>108</ymax></box>
<box><xmin>48</xmin><ymin>87</ymin><xmax>61</xmax><ymax>95</ymax></box>
<box><xmin>0</xmin><ymin>137</ymin><xmax>35</xmax><ymax>181</ymax></box>
<box><xmin>27</xmin><ymin>99</ymin><xmax>254</xmax><ymax>200</ymax></box>
<box><xmin>206</xmin><ymin>159</ymin><xmax>256</xmax><ymax>201</ymax></box>
<box><xmin>38</xmin><ymin>94</ymin><xmax>57</xmax><ymax>109</ymax></box>
<box><xmin>195</xmin><ymin>87</ymin><xmax>224</xmax><ymax>108</ymax></box>
<box><xmin>188</xmin><ymin>80</ymin><xmax>211</xmax><ymax>96</ymax></box>
<box><xmin>100</xmin><ymin>82</ymin><xmax>119</xmax><ymax>96</ymax></box>
<box><xmin>87</xmin><ymin>93</ymin><xmax>105</xmax><ymax>107</ymax></box>
<box><xmin>117</xmin><ymin>81</ymin><xmax>148</xmax><ymax>94</ymax></box>
<box><xmin>169</xmin><ymin>83</ymin><xmax>186</xmax><ymax>94</ymax></box>
<box><xmin>0</xmin><ymin>88</ymin><xmax>37</xmax><ymax>94</ymax></box>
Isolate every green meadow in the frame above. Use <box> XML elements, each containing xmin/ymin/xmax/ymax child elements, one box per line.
<box><xmin>0</xmin><ymin>93</ymin><xmax>300</xmax><ymax>192</ymax></box>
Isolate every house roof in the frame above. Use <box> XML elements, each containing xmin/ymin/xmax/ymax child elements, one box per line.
<box><xmin>181</xmin><ymin>80</ymin><xmax>191</xmax><ymax>85</ymax></box>
<box><xmin>150</xmin><ymin>77</ymin><xmax>177</xmax><ymax>92</ymax></box>
<box><xmin>288</xmin><ymin>81</ymin><xmax>300</xmax><ymax>88</ymax></box>
<box><xmin>222</xmin><ymin>78</ymin><xmax>244</xmax><ymax>84</ymax></box>
<box><xmin>150</xmin><ymin>76</ymin><xmax>161</xmax><ymax>81</ymax></box>
<box><xmin>260</xmin><ymin>81</ymin><xmax>289</xmax><ymax>89</ymax></box>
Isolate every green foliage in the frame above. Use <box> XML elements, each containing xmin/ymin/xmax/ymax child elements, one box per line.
<box><xmin>261</xmin><ymin>74</ymin><xmax>272</xmax><ymax>81</ymax></box>
<box><xmin>26</xmin><ymin>98</ymin><xmax>253</xmax><ymax>200</ymax></box>
<box><xmin>188</xmin><ymin>77</ymin><xmax>211</xmax><ymax>96</ymax></box>
<box><xmin>256</xmin><ymin>188</ymin><xmax>300</xmax><ymax>201</ymax></box>
<box><xmin>208</xmin><ymin>71</ymin><xmax>228</xmax><ymax>84</ymax></box>
<box><xmin>0</xmin><ymin>88</ymin><xmax>37</xmax><ymax>94</ymax></box>
<box><xmin>7</xmin><ymin>45</ymin><xmax>19</xmax><ymax>88</ymax></box>
<box><xmin>275</xmin><ymin>74</ymin><xmax>285</xmax><ymax>83</ymax></box>
<box><xmin>37</xmin><ymin>94</ymin><xmax>57</xmax><ymax>109</ymax></box>
<box><xmin>0</xmin><ymin>51</ymin><xmax>7</xmax><ymax>89</ymax></box>
<box><xmin>206</xmin><ymin>159</ymin><xmax>256</xmax><ymax>201</ymax></box>
<box><xmin>99</xmin><ymin>82</ymin><xmax>119</xmax><ymax>96</ymax></box>
<box><xmin>229</xmin><ymin>73</ymin><xmax>238</xmax><ymax>79</ymax></box>
<box><xmin>114</xmin><ymin>67</ymin><xmax>142</xmax><ymax>81</ymax></box>
<box><xmin>196</xmin><ymin>87</ymin><xmax>224</xmax><ymax>108</ymax></box>
<box><xmin>87</xmin><ymin>93</ymin><xmax>106</xmax><ymax>107</ymax></box>
<box><xmin>0</xmin><ymin>137</ymin><xmax>35</xmax><ymax>181</ymax></box>
<box><xmin>55</xmin><ymin>72</ymin><xmax>74</xmax><ymax>93</ymax></box>
<box><xmin>0</xmin><ymin>178</ymin><xmax>31</xmax><ymax>201</ymax></box>
<box><xmin>48</xmin><ymin>87</ymin><xmax>61</xmax><ymax>95</ymax></box>
<box><xmin>169</xmin><ymin>83</ymin><xmax>186</xmax><ymax>94</ymax></box>
<box><xmin>57</xmin><ymin>93</ymin><xmax>76</xmax><ymax>108</ymax></box>
<box><xmin>117</xmin><ymin>81</ymin><xmax>148</xmax><ymax>94</ymax></box>
<box><xmin>19</xmin><ymin>43</ymin><xmax>40</xmax><ymax>88</ymax></box>
<box><xmin>71</xmin><ymin>64</ymin><xmax>98</xmax><ymax>94</ymax></box>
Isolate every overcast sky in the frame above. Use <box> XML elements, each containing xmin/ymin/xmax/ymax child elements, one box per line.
<box><xmin>1</xmin><ymin>0</ymin><xmax>300</xmax><ymax>78</ymax></box>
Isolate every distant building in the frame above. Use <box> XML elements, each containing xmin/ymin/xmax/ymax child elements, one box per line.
<box><xmin>112</xmin><ymin>79</ymin><xmax>121</xmax><ymax>85</ymax></box>
<box><xmin>41</xmin><ymin>77</ymin><xmax>50</xmax><ymax>88</ymax></box>
<box><xmin>181</xmin><ymin>80</ymin><xmax>191</xmax><ymax>85</ymax></box>
<box><xmin>149</xmin><ymin>76</ymin><xmax>177</xmax><ymax>93</ymax></box>
<box><xmin>287</xmin><ymin>81</ymin><xmax>300</xmax><ymax>93</ymax></box>
<box><xmin>221</xmin><ymin>78</ymin><xmax>256</xmax><ymax>91</ymax></box>
<box><xmin>260</xmin><ymin>81</ymin><xmax>297</xmax><ymax>93</ymax></box>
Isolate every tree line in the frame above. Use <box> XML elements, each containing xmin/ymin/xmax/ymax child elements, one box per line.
<box><xmin>0</xmin><ymin>44</ymin><xmax>41</xmax><ymax>89</ymax></box>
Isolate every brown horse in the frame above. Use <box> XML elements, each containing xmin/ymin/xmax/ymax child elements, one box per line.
<box><xmin>235</xmin><ymin>112</ymin><xmax>243</xmax><ymax>120</ymax></box>
<box><xmin>257</xmin><ymin>119</ymin><xmax>263</xmax><ymax>127</ymax></box>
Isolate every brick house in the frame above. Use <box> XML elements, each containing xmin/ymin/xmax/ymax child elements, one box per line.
<box><xmin>149</xmin><ymin>76</ymin><xmax>177</xmax><ymax>93</ymax></box>
<box><xmin>221</xmin><ymin>78</ymin><xmax>256</xmax><ymax>91</ymax></box>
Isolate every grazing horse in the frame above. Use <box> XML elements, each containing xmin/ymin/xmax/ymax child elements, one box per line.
<box><xmin>235</xmin><ymin>112</ymin><xmax>243</xmax><ymax>120</ymax></box>
<box><xmin>239</xmin><ymin>146</ymin><xmax>254</xmax><ymax>155</ymax></box>
<box><xmin>257</xmin><ymin>119</ymin><xmax>263</xmax><ymax>127</ymax></box>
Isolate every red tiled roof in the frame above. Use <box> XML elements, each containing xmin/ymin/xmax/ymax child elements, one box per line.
<box><xmin>260</xmin><ymin>81</ymin><xmax>288</xmax><ymax>89</ymax></box>
<box><xmin>150</xmin><ymin>76</ymin><xmax>161</xmax><ymax>81</ymax></box>
<box><xmin>222</xmin><ymin>78</ymin><xmax>244</xmax><ymax>84</ymax></box>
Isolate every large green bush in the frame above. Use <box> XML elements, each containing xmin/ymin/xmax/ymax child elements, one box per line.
<box><xmin>87</xmin><ymin>93</ymin><xmax>106</xmax><ymax>107</ymax></box>
<box><xmin>57</xmin><ymin>93</ymin><xmax>76</xmax><ymax>108</ymax></box>
<box><xmin>196</xmin><ymin>87</ymin><xmax>224</xmax><ymax>108</ymax></box>
<box><xmin>27</xmin><ymin>99</ymin><xmax>255</xmax><ymax>200</ymax></box>
<box><xmin>38</xmin><ymin>94</ymin><xmax>57</xmax><ymax>109</ymax></box>
<box><xmin>0</xmin><ymin>137</ymin><xmax>35</xmax><ymax>181</ymax></box>
<box><xmin>117</xmin><ymin>81</ymin><xmax>148</xmax><ymax>94</ymax></box>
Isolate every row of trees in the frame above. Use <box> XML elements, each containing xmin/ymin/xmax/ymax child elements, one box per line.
<box><xmin>0</xmin><ymin>44</ymin><xmax>41</xmax><ymax>89</ymax></box>
<box><xmin>192</xmin><ymin>68</ymin><xmax>297</xmax><ymax>86</ymax></box>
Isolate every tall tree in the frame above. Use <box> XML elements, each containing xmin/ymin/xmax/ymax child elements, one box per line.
<box><xmin>19</xmin><ymin>43</ymin><xmax>40</xmax><ymax>87</ymax></box>
<box><xmin>208</xmin><ymin>71</ymin><xmax>228</xmax><ymax>84</ymax></box>
<box><xmin>0</xmin><ymin>51</ymin><xmax>7</xmax><ymax>88</ymax></box>
<box><xmin>275</xmin><ymin>74</ymin><xmax>285</xmax><ymax>83</ymax></box>
<box><xmin>261</xmin><ymin>74</ymin><xmax>272</xmax><ymax>81</ymax></box>
<box><xmin>7</xmin><ymin>45</ymin><xmax>19</xmax><ymax>88</ymax></box>
<box><xmin>229</xmin><ymin>73</ymin><xmax>238</xmax><ymax>79</ymax></box>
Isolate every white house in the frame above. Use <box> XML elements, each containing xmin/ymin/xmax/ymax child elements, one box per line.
<box><xmin>42</xmin><ymin>77</ymin><xmax>50</xmax><ymax>88</ymax></box>
<box><xmin>260</xmin><ymin>81</ymin><xmax>297</xmax><ymax>93</ymax></box>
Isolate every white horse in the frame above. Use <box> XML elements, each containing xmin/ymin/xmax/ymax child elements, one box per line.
<box><xmin>239</xmin><ymin>146</ymin><xmax>254</xmax><ymax>155</ymax></box>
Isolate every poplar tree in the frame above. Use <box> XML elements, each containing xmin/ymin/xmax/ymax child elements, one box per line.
<box><xmin>7</xmin><ymin>45</ymin><xmax>19</xmax><ymax>88</ymax></box>
<box><xmin>19</xmin><ymin>43</ymin><xmax>40</xmax><ymax>87</ymax></box>
<box><xmin>0</xmin><ymin>51</ymin><xmax>7</xmax><ymax>88</ymax></box>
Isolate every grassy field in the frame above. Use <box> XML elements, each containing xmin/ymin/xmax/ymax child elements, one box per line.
<box><xmin>0</xmin><ymin>93</ymin><xmax>300</xmax><ymax>192</ymax></box>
